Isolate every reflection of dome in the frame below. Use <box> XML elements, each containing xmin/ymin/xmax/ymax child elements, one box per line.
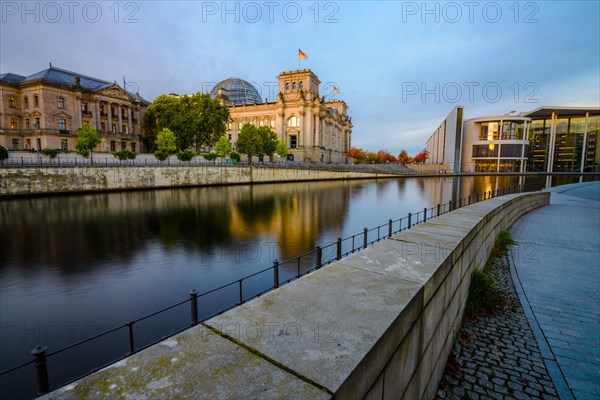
<box><xmin>210</xmin><ymin>78</ymin><xmax>263</xmax><ymax>105</ymax></box>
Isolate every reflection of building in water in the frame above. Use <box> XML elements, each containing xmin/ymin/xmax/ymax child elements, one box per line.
<box><xmin>427</xmin><ymin>106</ymin><xmax>600</xmax><ymax>173</ymax></box>
<box><xmin>228</xmin><ymin>181</ymin><xmax>350</xmax><ymax>260</ymax></box>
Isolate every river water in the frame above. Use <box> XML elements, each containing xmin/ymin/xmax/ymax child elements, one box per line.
<box><xmin>0</xmin><ymin>174</ymin><xmax>594</xmax><ymax>398</ymax></box>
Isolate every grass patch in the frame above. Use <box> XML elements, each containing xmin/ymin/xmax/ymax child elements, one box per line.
<box><xmin>464</xmin><ymin>230</ymin><xmax>515</xmax><ymax>318</ymax></box>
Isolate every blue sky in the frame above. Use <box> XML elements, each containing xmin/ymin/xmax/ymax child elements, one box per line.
<box><xmin>1</xmin><ymin>1</ymin><xmax>599</xmax><ymax>155</ymax></box>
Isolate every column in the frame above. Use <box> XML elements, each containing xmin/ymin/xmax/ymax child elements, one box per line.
<box><xmin>117</xmin><ymin>105</ymin><xmax>123</xmax><ymax>134</ymax></box>
<box><xmin>127</xmin><ymin>107</ymin><xmax>132</xmax><ymax>134</ymax></box>
<box><xmin>75</xmin><ymin>97</ymin><xmax>82</xmax><ymax>130</ymax></box>
<box><xmin>137</xmin><ymin>108</ymin><xmax>142</xmax><ymax>135</ymax></box>
<box><xmin>547</xmin><ymin>112</ymin><xmax>556</xmax><ymax>173</ymax></box>
<box><xmin>95</xmin><ymin>102</ymin><xmax>101</xmax><ymax>131</ymax></box>
<box><xmin>579</xmin><ymin>112</ymin><xmax>590</xmax><ymax>173</ymax></box>
<box><xmin>107</xmin><ymin>103</ymin><xmax>112</xmax><ymax>132</ymax></box>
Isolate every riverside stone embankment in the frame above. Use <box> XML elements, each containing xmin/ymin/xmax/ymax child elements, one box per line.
<box><xmin>40</xmin><ymin>191</ymin><xmax>549</xmax><ymax>399</ymax></box>
<box><xmin>0</xmin><ymin>166</ymin><xmax>386</xmax><ymax>197</ymax></box>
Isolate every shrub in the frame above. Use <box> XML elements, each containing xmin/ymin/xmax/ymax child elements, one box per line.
<box><xmin>113</xmin><ymin>150</ymin><xmax>137</xmax><ymax>160</ymax></box>
<box><xmin>41</xmin><ymin>148</ymin><xmax>61</xmax><ymax>158</ymax></box>
<box><xmin>229</xmin><ymin>151</ymin><xmax>241</xmax><ymax>162</ymax></box>
<box><xmin>202</xmin><ymin>152</ymin><xmax>218</xmax><ymax>162</ymax></box>
<box><xmin>177</xmin><ymin>150</ymin><xmax>194</xmax><ymax>161</ymax></box>
<box><xmin>0</xmin><ymin>145</ymin><xmax>8</xmax><ymax>161</ymax></box>
<box><xmin>464</xmin><ymin>267</ymin><xmax>504</xmax><ymax>318</ymax></box>
<box><xmin>154</xmin><ymin>149</ymin><xmax>169</xmax><ymax>161</ymax></box>
<box><xmin>491</xmin><ymin>230</ymin><xmax>516</xmax><ymax>258</ymax></box>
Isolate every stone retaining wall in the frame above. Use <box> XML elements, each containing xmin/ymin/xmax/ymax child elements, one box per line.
<box><xmin>41</xmin><ymin>192</ymin><xmax>550</xmax><ymax>400</ymax></box>
<box><xmin>0</xmin><ymin>166</ymin><xmax>383</xmax><ymax>196</ymax></box>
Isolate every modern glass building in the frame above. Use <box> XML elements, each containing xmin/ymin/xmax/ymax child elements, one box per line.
<box><xmin>426</xmin><ymin>106</ymin><xmax>600</xmax><ymax>173</ymax></box>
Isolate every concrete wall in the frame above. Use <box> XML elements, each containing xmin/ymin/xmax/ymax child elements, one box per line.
<box><xmin>40</xmin><ymin>192</ymin><xmax>550</xmax><ymax>400</ymax></box>
<box><xmin>0</xmin><ymin>166</ymin><xmax>383</xmax><ymax>196</ymax></box>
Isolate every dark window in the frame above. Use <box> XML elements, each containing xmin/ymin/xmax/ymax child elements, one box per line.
<box><xmin>12</xmin><ymin>139</ymin><xmax>19</xmax><ymax>150</ymax></box>
<box><xmin>290</xmin><ymin>135</ymin><xmax>297</xmax><ymax>149</ymax></box>
<box><xmin>472</xmin><ymin>144</ymin><xmax>498</xmax><ymax>158</ymax></box>
<box><xmin>61</xmin><ymin>139</ymin><xmax>68</xmax><ymax>150</ymax></box>
<box><xmin>500</xmin><ymin>144</ymin><xmax>523</xmax><ymax>158</ymax></box>
<box><xmin>110</xmin><ymin>141</ymin><xmax>116</xmax><ymax>152</ymax></box>
<box><xmin>8</xmin><ymin>96</ymin><xmax>16</xmax><ymax>108</ymax></box>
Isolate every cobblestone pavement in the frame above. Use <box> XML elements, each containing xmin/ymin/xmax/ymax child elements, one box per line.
<box><xmin>436</xmin><ymin>255</ymin><xmax>559</xmax><ymax>400</ymax></box>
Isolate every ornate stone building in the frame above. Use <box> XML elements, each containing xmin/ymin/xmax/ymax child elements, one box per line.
<box><xmin>211</xmin><ymin>69</ymin><xmax>352</xmax><ymax>163</ymax></box>
<box><xmin>0</xmin><ymin>65</ymin><xmax>150</xmax><ymax>153</ymax></box>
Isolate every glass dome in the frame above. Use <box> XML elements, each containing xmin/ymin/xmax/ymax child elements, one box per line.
<box><xmin>210</xmin><ymin>78</ymin><xmax>263</xmax><ymax>105</ymax></box>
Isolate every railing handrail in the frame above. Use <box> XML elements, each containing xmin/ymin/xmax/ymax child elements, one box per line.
<box><xmin>0</xmin><ymin>184</ymin><xmax>531</xmax><ymax>398</ymax></box>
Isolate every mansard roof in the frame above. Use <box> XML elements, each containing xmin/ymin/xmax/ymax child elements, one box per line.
<box><xmin>1</xmin><ymin>65</ymin><xmax>150</xmax><ymax>105</ymax></box>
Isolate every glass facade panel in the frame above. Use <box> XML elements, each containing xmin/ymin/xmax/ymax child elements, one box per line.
<box><xmin>553</xmin><ymin>117</ymin><xmax>584</xmax><ymax>172</ymax></box>
<box><xmin>480</xmin><ymin>122</ymin><xmax>499</xmax><ymax>140</ymax></box>
<box><xmin>527</xmin><ymin>119</ymin><xmax>551</xmax><ymax>171</ymax></box>
<box><xmin>472</xmin><ymin>145</ymin><xmax>498</xmax><ymax>158</ymax></box>
<box><xmin>499</xmin><ymin>159</ymin><xmax>521</xmax><ymax>172</ymax></box>
<box><xmin>501</xmin><ymin>121</ymin><xmax>525</xmax><ymax>140</ymax></box>
<box><xmin>474</xmin><ymin>160</ymin><xmax>498</xmax><ymax>172</ymax></box>
<box><xmin>585</xmin><ymin>115</ymin><xmax>600</xmax><ymax>172</ymax></box>
<box><xmin>500</xmin><ymin>144</ymin><xmax>523</xmax><ymax>157</ymax></box>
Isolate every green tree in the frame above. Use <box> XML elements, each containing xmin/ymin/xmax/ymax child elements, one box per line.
<box><xmin>0</xmin><ymin>145</ymin><xmax>8</xmax><ymax>161</ymax></box>
<box><xmin>235</xmin><ymin>124</ymin><xmax>262</xmax><ymax>164</ymax></box>
<box><xmin>257</xmin><ymin>126</ymin><xmax>278</xmax><ymax>158</ymax></box>
<box><xmin>156</xmin><ymin>128</ymin><xmax>177</xmax><ymax>154</ymax></box>
<box><xmin>144</xmin><ymin>93</ymin><xmax>230</xmax><ymax>151</ymax></box>
<box><xmin>215</xmin><ymin>135</ymin><xmax>232</xmax><ymax>158</ymax></box>
<box><xmin>275</xmin><ymin>140</ymin><xmax>288</xmax><ymax>159</ymax></box>
<box><xmin>75</xmin><ymin>125</ymin><xmax>101</xmax><ymax>158</ymax></box>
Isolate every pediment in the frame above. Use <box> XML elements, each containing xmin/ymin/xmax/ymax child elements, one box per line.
<box><xmin>98</xmin><ymin>85</ymin><xmax>132</xmax><ymax>101</ymax></box>
<box><xmin>53</xmin><ymin>111</ymin><xmax>71</xmax><ymax>118</ymax></box>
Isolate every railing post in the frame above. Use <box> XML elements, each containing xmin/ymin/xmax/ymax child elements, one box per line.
<box><xmin>189</xmin><ymin>290</ymin><xmax>198</xmax><ymax>326</ymax></box>
<box><xmin>315</xmin><ymin>245</ymin><xmax>322</xmax><ymax>269</ymax></box>
<box><xmin>388</xmin><ymin>219</ymin><xmax>393</xmax><ymax>238</ymax></box>
<box><xmin>423</xmin><ymin>207</ymin><xmax>427</xmax><ymax>222</ymax></box>
<box><xmin>408</xmin><ymin>213</ymin><xmax>412</xmax><ymax>229</ymax></box>
<box><xmin>31</xmin><ymin>345</ymin><xmax>49</xmax><ymax>395</ymax></box>
<box><xmin>363</xmin><ymin>228</ymin><xmax>368</xmax><ymax>249</ymax></box>
<box><xmin>437</xmin><ymin>203</ymin><xmax>441</xmax><ymax>216</ymax></box>
<box><xmin>449</xmin><ymin>200</ymin><xmax>453</xmax><ymax>212</ymax></box>
<box><xmin>238</xmin><ymin>280</ymin><xmax>243</xmax><ymax>304</ymax></box>
<box><xmin>336</xmin><ymin>237</ymin><xmax>342</xmax><ymax>260</ymax></box>
<box><xmin>273</xmin><ymin>259</ymin><xmax>279</xmax><ymax>289</ymax></box>
<box><xmin>127</xmin><ymin>321</ymin><xmax>135</xmax><ymax>354</ymax></box>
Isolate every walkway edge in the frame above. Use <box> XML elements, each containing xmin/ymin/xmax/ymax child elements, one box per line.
<box><xmin>508</xmin><ymin>247</ymin><xmax>575</xmax><ymax>400</ymax></box>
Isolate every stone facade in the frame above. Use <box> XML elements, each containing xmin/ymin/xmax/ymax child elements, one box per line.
<box><xmin>215</xmin><ymin>70</ymin><xmax>353</xmax><ymax>163</ymax></box>
<box><xmin>0</xmin><ymin>65</ymin><xmax>149</xmax><ymax>153</ymax></box>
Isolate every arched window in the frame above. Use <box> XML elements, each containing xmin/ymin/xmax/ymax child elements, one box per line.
<box><xmin>292</xmin><ymin>82</ymin><xmax>297</xmax><ymax>90</ymax></box>
<box><xmin>299</xmin><ymin>81</ymin><xmax>303</xmax><ymax>89</ymax></box>
<box><xmin>24</xmin><ymin>96</ymin><xmax>29</xmax><ymax>109</ymax></box>
<box><xmin>287</xmin><ymin>116</ymin><xmax>299</xmax><ymax>127</ymax></box>
<box><xmin>8</xmin><ymin>96</ymin><xmax>16</xmax><ymax>108</ymax></box>
<box><xmin>285</xmin><ymin>83</ymin><xmax>290</xmax><ymax>92</ymax></box>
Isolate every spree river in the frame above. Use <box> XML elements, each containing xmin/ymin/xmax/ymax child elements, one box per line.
<box><xmin>0</xmin><ymin>174</ymin><xmax>594</xmax><ymax>398</ymax></box>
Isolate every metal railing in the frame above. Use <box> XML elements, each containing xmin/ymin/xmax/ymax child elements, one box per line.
<box><xmin>0</xmin><ymin>184</ymin><xmax>528</xmax><ymax>397</ymax></box>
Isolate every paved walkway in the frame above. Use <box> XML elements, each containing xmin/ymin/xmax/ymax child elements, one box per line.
<box><xmin>509</xmin><ymin>181</ymin><xmax>600</xmax><ymax>399</ymax></box>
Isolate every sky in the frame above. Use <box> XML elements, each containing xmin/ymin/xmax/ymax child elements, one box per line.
<box><xmin>1</xmin><ymin>0</ymin><xmax>599</xmax><ymax>155</ymax></box>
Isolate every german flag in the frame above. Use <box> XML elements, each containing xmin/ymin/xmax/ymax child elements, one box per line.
<box><xmin>298</xmin><ymin>49</ymin><xmax>308</xmax><ymax>59</ymax></box>
<box><xmin>333</xmin><ymin>86</ymin><xmax>340</xmax><ymax>93</ymax></box>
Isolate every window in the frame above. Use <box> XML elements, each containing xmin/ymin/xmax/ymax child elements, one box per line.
<box><xmin>36</xmin><ymin>138</ymin><xmax>41</xmax><ymax>150</ymax></box>
<box><xmin>122</xmin><ymin>125</ymin><xmax>127</xmax><ymax>134</ymax></box>
<box><xmin>101</xmin><ymin>122</ymin><xmax>106</xmax><ymax>131</ymax></box>
<box><xmin>228</xmin><ymin>134</ymin><xmax>232</xmax><ymax>141</ymax></box>
<box><xmin>25</xmin><ymin>118</ymin><xmax>30</xmax><ymax>129</ymax></box>
<box><xmin>8</xmin><ymin>96</ymin><xmax>16</xmax><ymax>108</ymax></box>
<box><xmin>131</xmin><ymin>126</ymin><xmax>136</xmax><ymax>134</ymax></box>
<box><xmin>12</xmin><ymin>139</ymin><xmax>19</xmax><ymax>150</ymax></box>
<box><xmin>34</xmin><ymin>95</ymin><xmax>39</xmax><ymax>107</ymax></box>
<box><xmin>121</xmin><ymin>141</ymin><xmax>126</xmax><ymax>150</ymax></box>
<box><xmin>26</xmin><ymin>139</ymin><xmax>31</xmax><ymax>149</ymax></box>
<box><xmin>24</xmin><ymin>96</ymin><xmax>29</xmax><ymax>109</ymax></box>
<box><xmin>61</xmin><ymin>139</ymin><xmax>68</xmax><ymax>150</ymax></box>
<box><xmin>227</xmin><ymin>122</ymin><xmax>232</xmax><ymax>130</ymax></box>
<box><xmin>299</xmin><ymin>81</ymin><xmax>303</xmax><ymax>89</ymax></box>
<box><xmin>287</xmin><ymin>116</ymin><xmax>299</xmax><ymax>127</ymax></box>
<box><xmin>472</xmin><ymin>144</ymin><xmax>498</xmax><ymax>158</ymax></box>
<box><xmin>259</xmin><ymin>120</ymin><xmax>264</xmax><ymax>127</ymax></box>
<box><xmin>10</xmin><ymin>117</ymin><xmax>18</xmax><ymax>129</ymax></box>
<box><xmin>81</xmin><ymin>102</ymin><xmax>88</xmax><ymax>111</ymax></box>
<box><xmin>290</xmin><ymin>135</ymin><xmax>297</xmax><ymax>149</ymax></box>
<box><xmin>58</xmin><ymin>97</ymin><xmax>64</xmax><ymax>109</ymax></box>
<box><xmin>238</xmin><ymin>122</ymin><xmax>243</xmax><ymax>130</ymax></box>
<box><xmin>500</xmin><ymin>144</ymin><xmax>523</xmax><ymax>158</ymax></box>
<box><xmin>270</xmin><ymin>120</ymin><xmax>275</xmax><ymax>128</ymax></box>
<box><xmin>131</xmin><ymin>143</ymin><xmax>136</xmax><ymax>152</ymax></box>
<box><xmin>285</xmin><ymin>83</ymin><xmax>290</xmax><ymax>91</ymax></box>
<box><xmin>34</xmin><ymin>117</ymin><xmax>40</xmax><ymax>129</ymax></box>
<box><xmin>58</xmin><ymin>118</ymin><xmax>67</xmax><ymax>132</ymax></box>
<box><xmin>110</xmin><ymin>141</ymin><xmax>116</xmax><ymax>152</ymax></box>
<box><xmin>480</xmin><ymin>122</ymin><xmax>499</xmax><ymax>140</ymax></box>
<box><xmin>112</xmin><ymin>124</ymin><xmax>117</xmax><ymax>133</ymax></box>
<box><xmin>292</xmin><ymin>82</ymin><xmax>296</xmax><ymax>90</ymax></box>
